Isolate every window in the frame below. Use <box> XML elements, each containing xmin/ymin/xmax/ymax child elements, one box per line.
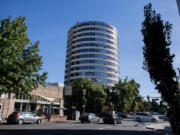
<box><xmin>72</xmin><ymin>37</ymin><xmax>117</xmax><ymax>45</ymax></box>
<box><xmin>69</xmin><ymin>27</ymin><xmax>115</xmax><ymax>37</ymax></box>
<box><xmin>67</xmin><ymin>43</ymin><xmax>118</xmax><ymax>51</ymax></box>
<box><xmin>71</xmin><ymin>60</ymin><xmax>118</xmax><ymax>68</ymax></box>
<box><xmin>71</xmin><ymin>54</ymin><xmax>118</xmax><ymax>62</ymax></box>
<box><xmin>71</xmin><ymin>48</ymin><xmax>118</xmax><ymax>57</ymax></box>
<box><xmin>71</xmin><ymin>66</ymin><xmax>118</xmax><ymax>72</ymax></box>
<box><xmin>67</xmin><ymin>32</ymin><xmax>117</xmax><ymax>43</ymax></box>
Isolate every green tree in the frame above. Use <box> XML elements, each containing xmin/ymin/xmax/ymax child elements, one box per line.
<box><xmin>135</xmin><ymin>101</ymin><xmax>144</xmax><ymax>112</ymax></box>
<box><xmin>0</xmin><ymin>16</ymin><xmax>47</xmax><ymax>97</ymax></box>
<box><xmin>143</xmin><ymin>101</ymin><xmax>151</xmax><ymax>112</ymax></box>
<box><xmin>65</xmin><ymin>77</ymin><xmax>107</xmax><ymax>114</ymax></box>
<box><xmin>86</xmin><ymin>84</ymin><xmax>107</xmax><ymax>114</ymax></box>
<box><xmin>134</xmin><ymin>99</ymin><xmax>151</xmax><ymax>112</ymax></box>
<box><xmin>150</xmin><ymin>100</ymin><xmax>159</xmax><ymax>112</ymax></box>
<box><xmin>65</xmin><ymin>77</ymin><xmax>94</xmax><ymax>111</ymax></box>
<box><xmin>141</xmin><ymin>3</ymin><xmax>180</xmax><ymax>134</ymax></box>
<box><xmin>111</xmin><ymin>77</ymin><xmax>141</xmax><ymax>112</ymax></box>
<box><xmin>159</xmin><ymin>100</ymin><xmax>168</xmax><ymax>114</ymax></box>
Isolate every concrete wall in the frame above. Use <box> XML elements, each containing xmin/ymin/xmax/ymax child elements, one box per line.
<box><xmin>49</xmin><ymin>115</ymin><xmax>67</xmax><ymax>122</ymax></box>
<box><xmin>0</xmin><ymin>94</ymin><xmax>15</xmax><ymax>119</ymax></box>
<box><xmin>31</xmin><ymin>84</ymin><xmax>63</xmax><ymax>99</ymax></box>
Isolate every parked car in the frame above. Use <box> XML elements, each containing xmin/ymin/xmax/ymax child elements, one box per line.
<box><xmin>134</xmin><ymin>112</ymin><xmax>159</xmax><ymax>122</ymax></box>
<box><xmin>117</xmin><ymin>112</ymin><xmax>128</xmax><ymax>118</ymax></box>
<box><xmin>7</xmin><ymin>112</ymin><xmax>42</xmax><ymax>125</ymax></box>
<box><xmin>158</xmin><ymin>115</ymin><xmax>168</xmax><ymax>121</ymax></box>
<box><xmin>79</xmin><ymin>113</ymin><xmax>99</xmax><ymax>123</ymax></box>
<box><xmin>150</xmin><ymin>112</ymin><xmax>168</xmax><ymax>121</ymax></box>
<box><xmin>103</xmin><ymin>113</ymin><xmax>122</xmax><ymax>124</ymax></box>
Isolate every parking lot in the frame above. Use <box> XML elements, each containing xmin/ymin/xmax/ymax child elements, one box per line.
<box><xmin>0</xmin><ymin>118</ymin><xmax>167</xmax><ymax>135</ymax></box>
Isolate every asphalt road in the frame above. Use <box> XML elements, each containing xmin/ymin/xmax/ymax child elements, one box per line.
<box><xmin>0</xmin><ymin>119</ymin><xmax>164</xmax><ymax>135</ymax></box>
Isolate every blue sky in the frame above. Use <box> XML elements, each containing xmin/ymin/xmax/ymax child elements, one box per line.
<box><xmin>1</xmin><ymin>0</ymin><xmax>180</xmax><ymax>98</ymax></box>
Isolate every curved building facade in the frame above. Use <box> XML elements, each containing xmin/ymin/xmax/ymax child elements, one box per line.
<box><xmin>64</xmin><ymin>21</ymin><xmax>119</xmax><ymax>87</ymax></box>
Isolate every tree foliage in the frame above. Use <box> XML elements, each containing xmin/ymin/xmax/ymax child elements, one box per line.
<box><xmin>86</xmin><ymin>84</ymin><xmax>107</xmax><ymax>114</ymax></box>
<box><xmin>141</xmin><ymin>3</ymin><xmax>180</xmax><ymax>134</ymax></box>
<box><xmin>65</xmin><ymin>77</ymin><xmax>150</xmax><ymax>114</ymax></box>
<box><xmin>134</xmin><ymin>100</ymin><xmax>151</xmax><ymax>112</ymax></box>
<box><xmin>65</xmin><ymin>77</ymin><xmax>107</xmax><ymax>114</ymax></box>
<box><xmin>110</xmin><ymin>77</ymin><xmax>141</xmax><ymax>112</ymax></box>
<box><xmin>142</xmin><ymin>3</ymin><xmax>177</xmax><ymax>103</ymax></box>
<box><xmin>0</xmin><ymin>16</ymin><xmax>47</xmax><ymax>97</ymax></box>
<box><xmin>159</xmin><ymin>100</ymin><xmax>168</xmax><ymax>114</ymax></box>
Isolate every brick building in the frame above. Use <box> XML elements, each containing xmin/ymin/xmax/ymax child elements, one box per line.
<box><xmin>0</xmin><ymin>83</ymin><xmax>64</xmax><ymax>120</ymax></box>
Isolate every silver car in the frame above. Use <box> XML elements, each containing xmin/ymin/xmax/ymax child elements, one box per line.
<box><xmin>134</xmin><ymin>112</ymin><xmax>159</xmax><ymax>122</ymax></box>
<box><xmin>7</xmin><ymin>112</ymin><xmax>42</xmax><ymax>125</ymax></box>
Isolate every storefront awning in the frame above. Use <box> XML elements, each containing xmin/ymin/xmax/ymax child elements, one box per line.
<box><xmin>39</xmin><ymin>95</ymin><xmax>56</xmax><ymax>102</ymax></box>
<box><xmin>32</xmin><ymin>94</ymin><xmax>60</xmax><ymax>103</ymax></box>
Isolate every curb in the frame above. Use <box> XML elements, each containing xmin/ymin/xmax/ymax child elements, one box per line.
<box><xmin>145</xmin><ymin>123</ymin><xmax>170</xmax><ymax>131</ymax></box>
<box><xmin>53</xmin><ymin>120</ymin><xmax>81</xmax><ymax>123</ymax></box>
<box><xmin>146</xmin><ymin>126</ymin><xmax>155</xmax><ymax>130</ymax></box>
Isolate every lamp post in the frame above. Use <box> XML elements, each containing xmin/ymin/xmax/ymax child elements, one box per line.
<box><xmin>82</xmin><ymin>89</ymin><xmax>86</xmax><ymax>114</ymax></box>
<box><xmin>57</xmin><ymin>83</ymin><xmax>62</xmax><ymax>116</ymax></box>
<box><xmin>51</xmin><ymin>102</ymin><xmax>53</xmax><ymax>115</ymax></box>
<box><xmin>110</xmin><ymin>102</ymin><xmax>113</xmax><ymax>114</ymax></box>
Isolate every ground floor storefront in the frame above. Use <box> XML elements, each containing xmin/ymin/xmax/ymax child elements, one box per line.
<box><xmin>0</xmin><ymin>95</ymin><xmax>63</xmax><ymax>119</ymax></box>
<box><xmin>0</xmin><ymin>83</ymin><xmax>64</xmax><ymax>119</ymax></box>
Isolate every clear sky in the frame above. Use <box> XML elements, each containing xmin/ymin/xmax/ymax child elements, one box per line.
<box><xmin>1</xmin><ymin>0</ymin><xmax>180</xmax><ymax>98</ymax></box>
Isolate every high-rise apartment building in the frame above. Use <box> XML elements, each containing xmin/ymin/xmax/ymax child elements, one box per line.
<box><xmin>64</xmin><ymin>21</ymin><xmax>119</xmax><ymax>87</ymax></box>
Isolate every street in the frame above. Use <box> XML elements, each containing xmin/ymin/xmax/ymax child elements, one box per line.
<box><xmin>0</xmin><ymin>119</ymin><xmax>165</xmax><ymax>135</ymax></box>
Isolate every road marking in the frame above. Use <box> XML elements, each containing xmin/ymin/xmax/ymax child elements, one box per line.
<box><xmin>99</xmin><ymin>126</ymin><xmax>113</xmax><ymax>130</ymax></box>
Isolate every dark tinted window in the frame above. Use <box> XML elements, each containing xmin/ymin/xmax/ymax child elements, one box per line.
<box><xmin>69</xmin><ymin>26</ymin><xmax>115</xmax><ymax>37</ymax></box>
<box><xmin>71</xmin><ymin>54</ymin><xmax>118</xmax><ymax>62</ymax></box>
<box><xmin>71</xmin><ymin>37</ymin><xmax>117</xmax><ymax>45</ymax></box>
<box><xmin>82</xmin><ymin>113</ymin><xmax>90</xmax><ymax>116</ymax></box>
<box><xmin>68</xmin><ymin>32</ymin><xmax>117</xmax><ymax>43</ymax></box>
<box><xmin>136</xmin><ymin>113</ymin><xmax>147</xmax><ymax>116</ymax></box>
<box><xmin>11</xmin><ymin>112</ymin><xmax>18</xmax><ymax>115</ymax></box>
<box><xmin>105</xmin><ymin>114</ymin><xmax>112</xmax><ymax>117</ymax></box>
<box><xmin>69</xmin><ymin>43</ymin><xmax>118</xmax><ymax>51</ymax></box>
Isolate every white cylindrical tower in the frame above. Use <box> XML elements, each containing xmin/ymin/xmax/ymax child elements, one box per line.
<box><xmin>65</xmin><ymin>21</ymin><xmax>119</xmax><ymax>87</ymax></box>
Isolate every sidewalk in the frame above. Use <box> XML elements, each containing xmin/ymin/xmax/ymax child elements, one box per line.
<box><xmin>146</xmin><ymin>122</ymin><xmax>170</xmax><ymax>131</ymax></box>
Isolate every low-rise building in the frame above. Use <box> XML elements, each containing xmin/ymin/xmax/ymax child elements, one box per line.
<box><xmin>0</xmin><ymin>83</ymin><xmax>64</xmax><ymax>120</ymax></box>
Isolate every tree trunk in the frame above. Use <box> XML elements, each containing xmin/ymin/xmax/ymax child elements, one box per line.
<box><xmin>169</xmin><ymin>102</ymin><xmax>180</xmax><ymax>135</ymax></box>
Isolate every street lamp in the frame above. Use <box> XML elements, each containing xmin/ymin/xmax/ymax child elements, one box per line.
<box><xmin>51</xmin><ymin>102</ymin><xmax>53</xmax><ymax>115</ymax></box>
<box><xmin>110</xmin><ymin>102</ymin><xmax>113</xmax><ymax>114</ymax></box>
<box><xmin>82</xmin><ymin>89</ymin><xmax>86</xmax><ymax>114</ymax></box>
